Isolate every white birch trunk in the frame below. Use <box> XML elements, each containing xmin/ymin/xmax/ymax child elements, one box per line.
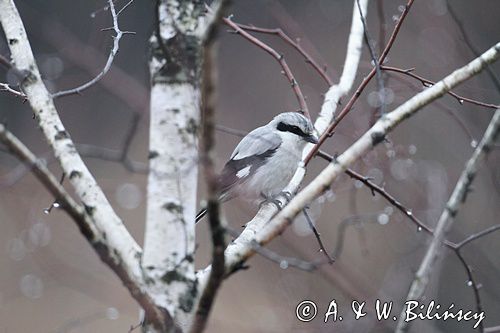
<box><xmin>143</xmin><ymin>1</ymin><xmax>206</xmax><ymax>329</ymax></box>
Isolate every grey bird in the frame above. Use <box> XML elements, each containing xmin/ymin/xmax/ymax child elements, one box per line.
<box><xmin>196</xmin><ymin>112</ymin><xmax>318</xmax><ymax>223</ymax></box>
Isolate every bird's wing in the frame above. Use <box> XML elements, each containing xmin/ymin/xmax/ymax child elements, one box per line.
<box><xmin>218</xmin><ymin>126</ymin><xmax>282</xmax><ymax>198</ymax></box>
<box><xmin>230</xmin><ymin>126</ymin><xmax>281</xmax><ymax>160</ymax></box>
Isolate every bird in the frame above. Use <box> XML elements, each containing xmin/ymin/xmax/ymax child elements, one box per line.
<box><xmin>196</xmin><ymin>112</ymin><xmax>318</xmax><ymax>223</ymax></box>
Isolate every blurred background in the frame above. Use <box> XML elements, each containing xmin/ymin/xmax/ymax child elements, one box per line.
<box><xmin>1</xmin><ymin>0</ymin><xmax>499</xmax><ymax>332</ymax></box>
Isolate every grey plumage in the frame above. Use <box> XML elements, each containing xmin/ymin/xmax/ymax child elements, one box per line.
<box><xmin>196</xmin><ymin>112</ymin><xmax>317</xmax><ymax>223</ymax></box>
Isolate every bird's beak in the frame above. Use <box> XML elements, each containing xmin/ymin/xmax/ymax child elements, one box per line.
<box><xmin>305</xmin><ymin>133</ymin><xmax>319</xmax><ymax>144</ymax></box>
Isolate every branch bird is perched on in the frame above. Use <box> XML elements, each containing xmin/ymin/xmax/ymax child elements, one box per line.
<box><xmin>196</xmin><ymin>112</ymin><xmax>318</xmax><ymax>223</ymax></box>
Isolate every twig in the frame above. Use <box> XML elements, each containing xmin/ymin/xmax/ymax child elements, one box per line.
<box><xmin>382</xmin><ymin>65</ymin><xmax>500</xmax><ymax>110</ymax></box>
<box><xmin>0</xmin><ymin>53</ymin><xmax>11</xmax><ymax>69</ymax></box>
<box><xmin>225</xmin><ymin>228</ymin><xmax>318</xmax><ymax>271</ymax></box>
<box><xmin>396</xmin><ymin>108</ymin><xmax>500</xmax><ymax>332</ymax></box>
<box><xmin>376</xmin><ymin>0</ymin><xmax>387</xmax><ymax>55</ymax></box>
<box><xmin>128</xmin><ymin>319</ymin><xmax>143</xmax><ymax>333</ymax></box>
<box><xmin>0</xmin><ymin>111</ymin><xmax>146</xmax><ymax>188</ymax></box>
<box><xmin>317</xmin><ymin>150</ymin><xmax>434</xmax><ymax>235</ymax></box>
<box><xmin>446</xmin><ymin>0</ymin><xmax>500</xmax><ymax>92</ymax></box>
<box><xmin>0</xmin><ymin>124</ymin><xmax>95</xmax><ymax>239</ymax></box>
<box><xmin>390</xmin><ymin>74</ymin><xmax>480</xmax><ymax>143</ymax></box>
<box><xmin>312</xmin><ymin>0</ymin><xmax>369</xmax><ymax>138</ymax></box>
<box><xmin>356</xmin><ymin>0</ymin><xmax>386</xmax><ymax>115</ymax></box>
<box><xmin>221</xmin><ymin>15</ymin><xmax>310</xmax><ymax>118</ymax></box>
<box><xmin>303</xmin><ymin>207</ymin><xmax>335</xmax><ymax>263</ymax></box>
<box><xmin>43</xmin><ymin>172</ymin><xmax>65</xmax><ymax>214</ymax></box>
<box><xmin>455</xmin><ymin>224</ymin><xmax>500</xmax><ymax>249</ymax></box>
<box><xmin>0</xmin><ymin>82</ymin><xmax>26</xmax><ymax>99</ymax></box>
<box><xmin>215</xmin><ymin>124</ymin><xmax>246</xmax><ymax>138</ymax></box>
<box><xmin>305</xmin><ymin>0</ymin><xmax>416</xmax><ymax>164</ymax></box>
<box><xmin>51</xmin><ymin>0</ymin><xmax>134</xmax><ymax>98</ymax></box>
<box><xmin>235</xmin><ymin>23</ymin><xmax>333</xmax><ymax>86</ymax></box>
<box><xmin>453</xmin><ymin>249</ymin><xmax>484</xmax><ymax>332</ymax></box>
<box><xmin>117</xmin><ymin>0</ymin><xmax>134</xmax><ymax>16</ymax></box>
<box><xmin>0</xmin><ymin>53</ymin><xmax>27</xmax><ymax>79</ymax></box>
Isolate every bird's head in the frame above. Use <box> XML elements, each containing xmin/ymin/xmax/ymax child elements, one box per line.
<box><xmin>271</xmin><ymin>112</ymin><xmax>319</xmax><ymax>144</ymax></box>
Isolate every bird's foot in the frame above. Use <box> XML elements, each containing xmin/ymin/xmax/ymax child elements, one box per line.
<box><xmin>279</xmin><ymin>191</ymin><xmax>293</xmax><ymax>203</ymax></box>
<box><xmin>259</xmin><ymin>197</ymin><xmax>283</xmax><ymax>211</ymax></box>
<box><xmin>259</xmin><ymin>191</ymin><xmax>293</xmax><ymax>211</ymax></box>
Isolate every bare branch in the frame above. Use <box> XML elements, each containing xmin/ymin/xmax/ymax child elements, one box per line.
<box><xmin>446</xmin><ymin>0</ymin><xmax>500</xmax><ymax>92</ymax></box>
<box><xmin>313</xmin><ymin>0</ymin><xmax>369</xmax><ymax>136</ymax></box>
<box><xmin>382</xmin><ymin>65</ymin><xmax>500</xmax><ymax>110</ymax></box>
<box><xmin>356</xmin><ymin>0</ymin><xmax>386</xmax><ymax>115</ymax></box>
<box><xmin>221</xmin><ymin>15</ymin><xmax>310</xmax><ymax>118</ymax></box>
<box><xmin>317</xmin><ymin>150</ymin><xmax>434</xmax><ymax>235</ymax></box>
<box><xmin>396</xmin><ymin>107</ymin><xmax>500</xmax><ymax>332</ymax></box>
<box><xmin>303</xmin><ymin>207</ymin><xmax>335</xmax><ymax>263</ymax></box>
<box><xmin>376</xmin><ymin>0</ymin><xmax>387</xmax><ymax>55</ymax></box>
<box><xmin>190</xmin><ymin>1</ymin><xmax>230</xmax><ymax>331</ymax></box>
<box><xmin>305</xmin><ymin>0</ymin><xmax>415</xmax><ymax>164</ymax></box>
<box><xmin>453</xmin><ymin>249</ymin><xmax>484</xmax><ymax>331</ymax></box>
<box><xmin>143</xmin><ymin>0</ymin><xmax>206</xmax><ymax>325</ymax></box>
<box><xmin>0</xmin><ymin>82</ymin><xmax>25</xmax><ymax>99</ymax></box>
<box><xmin>51</xmin><ymin>0</ymin><xmax>134</xmax><ymax>98</ymax></box>
<box><xmin>0</xmin><ymin>124</ymin><xmax>94</xmax><ymax>237</ymax></box>
<box><xmin>235</xmin><ymin>23</ymin><xmax>333</xmax><ymax>86</ymax></box>
<box><xmin>455</xmin><ymin>224</ymin><xmax>500</xmax><ymax>249</ymax></box>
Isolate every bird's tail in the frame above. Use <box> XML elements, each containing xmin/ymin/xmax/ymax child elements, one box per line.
<box><xmin>195</xmin><ymin>208</ymin><xmax>208</xmax><ymax>223</ymax></box>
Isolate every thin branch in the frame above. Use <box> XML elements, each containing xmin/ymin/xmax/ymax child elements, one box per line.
<box><xmin>305</xmin><ymin>0</ymin><xmax>415</xmax><ymax>164</ymax></box>
<box><xmin>0</xmin><ymin>53</ymin><xmax>11</xmax><ymax>69</ymax></box>
<box><xmin>235</xmin><ymin>23</ymin><xmax>333</xmax><ymax>86</ymax></box>
<box><xmin>376</xmin><ymin>0</ymin><xmax>387</xmax><ymax>55</ymax></box>
<box><xmin>221</xmin><ymin>15</ymin><xmax>310</xmax><ymax>118</ymax></box>
<box><xmin>317</xmin><ymin>150</ymin><xmax>434</xmax><ymax>235</ymax></box>
<box><xmin>51</xmin><ymin>0</ymin><xmax>134</xmax><ymax>98</ymax></box>
<box><xmin>190</xmin><ymin>1</ymin><xmax>230</xmax><ymax>332</ymax></box>
<box><xmin>303</xmin><ymin>207</ymin><xmax>335</xmax><ymax>263</ymax></box>
<box><xmin>389</xmin><ymin>74</ymin><xmax>482</xmax><ymax>144</ymax></box>
<box><xmin>0</xmin><ymin>53</ymin><xmax>27</xmax><ymax>79</ymax></box>
<box><xmin>356</xmin><ymin>0</ymin><xmax>386</xmax><ymax>115</ymax></box>
<box><xmin>453</xmin><ymin>249</ymin><xmax>484</xmax><ymax>332</ymax></box>
<box><xmin>446</xmin><ymin>0</ymin><xmax>500</xmax><ymax>92</ymax></box>
<box><xmin>225</xmin><ymin>228</ymin><xmax>318</xmax><ymax>272</ymax></box>
<box><xmin>0</xmin><ymin>82</ymin><xmax>26</xmax><ymax>99</ymax></box>
<box><xmin>455</xmin><ymin>224</ymin><xmax>500</xmax><ymax>249</ymax></box>
<box><xmin>396</xmin><ymin>108</ymin><xmax>500</xmax><ymax>332</ymax></box>
<box><xmin>117</xmin><ymin>0</ymin><xmax>134</xmax><ymax>16</ymax></box>
<box><xmin>0</xmin><ymin>124</ymin><xmax>94</xmax><ymax>237</ymax></box>
<box><xmin>313</xmin><ymin>0</ymin><xmax>369</xmax><ymax>136</ymax></box>
<box><xmin>43</xmin><ymin>172</ymin><xmax>65</xmax><ymax>214</ymax></box>
<box><xmin>382</xmin><ymin>65</ymin><xmax>500</xmax><ymax>110</ymax></box>
<box><xmin>0</xmin><ymin>137</ymin><xmax>147</xmax><ymax>189</ymax></box>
